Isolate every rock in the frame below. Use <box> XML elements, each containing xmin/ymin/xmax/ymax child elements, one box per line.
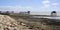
<box><xmin>0</xmin><ymin>15</ymin><xmax>34</xmax><ymax>30</ymax></box>
<box><xmin>21</xmin><ymin>23</ymin><xmax>26</xmax><ymax>26</ymax></box>
<box><xmin>0</xmin><ymin>15</ymin><xmax>20</xmax><ymax>30</ymax></box>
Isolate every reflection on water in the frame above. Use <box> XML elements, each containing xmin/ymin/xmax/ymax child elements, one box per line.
<box><xmin>30</xmin><ymin>12</ymin><xmax>60</xmax><ymax>16</ymax></box>
<box><xmin>44</xmin><ymin>17</ymin><xmax>60</xmax><ymax>19</ymax></box>
<box><xmin>30</xmin><ymin>12</ymin><xmax>60</xmax><ymax>19</ymax></box>
<box><xmin>31</xmin><ymin>16</ymin><xmax>60</xmax><ymax>20</ymax></box>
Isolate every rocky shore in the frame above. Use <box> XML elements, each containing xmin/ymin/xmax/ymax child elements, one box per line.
<box><xmin>0</xmin><ymin>14</ymin><xmax>60</xmax><ymax>30</ymax></box>
<box><xmin>0</xmin><ymin>15</ymin><xmax>34</xmax><ymax>30</ymax></box>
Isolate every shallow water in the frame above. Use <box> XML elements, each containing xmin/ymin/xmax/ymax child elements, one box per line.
<box><xmin>44</xmin><ymin>17</ymin><xmax>60</xmax><ymax>19</ymax></box>
<box><xmin>31</xmin><ymin>16</ymin><xmax>60</xmax><ymax>20</ymax></box>
<box><xmin>30</xmin><ymin>12</ymin><xmax>60</xmax><ymax>19</ymax></box>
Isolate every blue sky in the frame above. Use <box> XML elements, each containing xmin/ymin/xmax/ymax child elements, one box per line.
<box><xmin>0</xmin><ymin>0</ymin><xmax>60</xmax><ymax>12</ymax></box>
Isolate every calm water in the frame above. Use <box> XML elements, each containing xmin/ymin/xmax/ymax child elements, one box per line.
<box><xmin>30</xmin><ymin>12</ymin><xmax>60</xmax><ymax>16</ymax></box>
<box><xmin>30</xmin><ymin>12</ymin><xmax>60</xmax><ymax>19</ymax></box>
<box><xmin>31</xmin><ymin>16</ymin><xmax>60</xmax><ymax>20</ymax></box>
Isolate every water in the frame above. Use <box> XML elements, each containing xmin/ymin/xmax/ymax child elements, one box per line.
<box><xmin>31</xmin><ymin>16</ymin><xmax>60</xmax><ymax>20</ymax></box>
<box><xmin>30</xmin><ymin>12</ymin><xmax>60</xmax><ymax>16</ymax></box>
<box><xmin>30</xmin><ymin>12</ymin><xmax>60</xmax><ymax>19</ymax></box>
<box><xmin>44</xmin><ymin>17</ymin><xmax>60</xmax><ymax>20</ymax></box>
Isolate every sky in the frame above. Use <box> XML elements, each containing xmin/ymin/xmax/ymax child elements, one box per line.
<box><xmin>0</xmin><ymin>0</ymin><xmax>60</xmax><ymax>12</ymax></box>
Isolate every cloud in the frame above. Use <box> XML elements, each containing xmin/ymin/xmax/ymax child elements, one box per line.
<box><xmin>42</xmin><ymin>0</ymin><xmax>50</xmax><ymax>8</ymax></box>
<box><xmin>0</xmin><ymin>6</ymin><xmax>33</xmax><ymax>11</ymax></box>
<box><xmin>52</xmin><ymin>3</ymin><xmax>59</xmax><ymax>5</ymax></box>
<box><xmin>41</xmin><ymin>0</ymin><xmax>50</xmax><ymax>11</ymax></box>
<box><xmin>42</xmin><ymin>0</ymin><xmax>50</xmax><ymax>4</ymax></box>
<box><xmin>44</xmin><ymin>4</ymin><xmax>50</xmax><ymax>8</ymax></box>
<box><xmin>41</xmin><ymin>0</ymin><xmax>59</xmax><ymax>12</ymax></box>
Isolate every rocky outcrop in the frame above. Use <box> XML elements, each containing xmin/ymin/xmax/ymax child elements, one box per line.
<box><xmin>0</xmin><ymin>15</ymin><xmax>33</xmax><ymax>30</ymax></box>
<box><xmin>0</xmin><ymin>15</ymin><xmax>21</xmax><ymax>30</ymax></box>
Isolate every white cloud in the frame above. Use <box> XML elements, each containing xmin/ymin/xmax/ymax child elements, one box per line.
<box><xmin>45</xmin><ymin>0</ymin><xmax>48</xmax><ymax>1</ymax></box>
<box><xmin>42</xmin><ymin>4</ymin><xmax>50</xmax><ymax>8</ymax></box>
<box><xmin>41</xmin><ymin>0</ymin><xmax>59</xmax><ymax>12</ymax></box>
<box><xmin>42</xmin><ymin>0</ymin><xmax>50</xmax><ymax>4</ymax></box>
<box><xmin>52</xmin><ymin>3</ymin><xmax>59</xmax><ymax>5</ymax></box>
<box><xmin>42</xmin><ymin>0</ymin><xmax>50</xmax><ymax>8</ymax></box>
<box><xmin>0</xmin><ymin>6</ymin><xmax>33</xmax><ymax>11</ymax></box>
<box><xmin>41</xmin><ymin>1</ymin><xmax>50</xmax><ymax>11</ymax></box>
